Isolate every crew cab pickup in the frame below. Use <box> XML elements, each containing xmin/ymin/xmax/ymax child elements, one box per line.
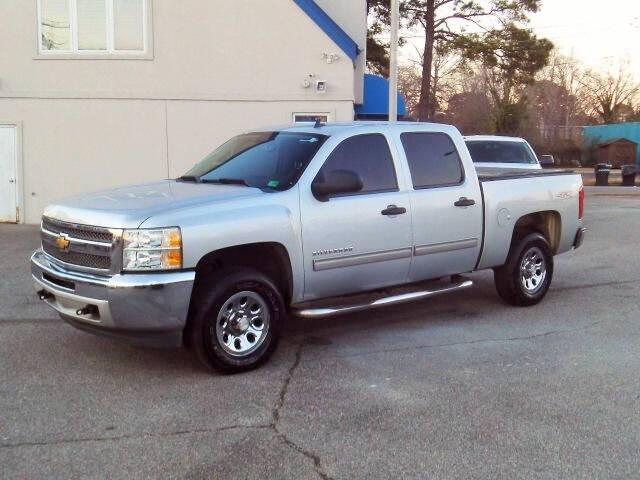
<box><xmin>32</xmin><ymin>122</ymin><xmax>586</xmax><ymax>372</ymax></box>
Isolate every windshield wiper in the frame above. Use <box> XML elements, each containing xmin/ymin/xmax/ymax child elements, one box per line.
<box><xmin>201</xmin><ymin>178</ymin><xmax>250</xmax><ymax>187</ymax></box>
<box><xmin>176</xmin><ymin>175</ymin><xmax>200</xmax><ymax>182</ymax></box>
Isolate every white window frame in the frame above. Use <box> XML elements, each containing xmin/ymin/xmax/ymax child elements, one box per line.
<box><xmin>292</xmin><ymin>113</ymin><xmax>332</xmax><ymax>124</ymax></box>
<box><xmin>36</xmin><ymin>0</ymin><xmax>152</xmax><ymax>58</ymax></box>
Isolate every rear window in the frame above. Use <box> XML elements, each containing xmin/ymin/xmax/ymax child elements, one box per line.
<box><xmin>401</xmin><ymin>132</ymin><xmax>464</xmax><ymax>188</ymax></box>
<box><xmin>465</xmin><ymin>140</ymin><xmax>537</xmax><ymax>165</ymax></box>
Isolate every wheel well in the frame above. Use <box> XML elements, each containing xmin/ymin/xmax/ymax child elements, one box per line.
<box><xmin>191</xmin><ymin>242</ymin><xmax>292</xmax><ymax>301</ymax></box>
<box><xmin>512</xmin><ymin>211</ymin><xmax>561</xmax><ymax>253</ymax></box>
<box><xmin>185</xmin><ymin>243</ymin><xmax>293</xmax><ymax>340</ymax></box>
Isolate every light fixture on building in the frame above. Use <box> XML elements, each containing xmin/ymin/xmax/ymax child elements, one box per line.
<box><xmin>322</xmin><ymin>52</ymin><xmax>340</xmax><ymax>64</ymax></box>
<box><xmin>301</xmin><ymin>74</ymin><xmax>314</xmax><ymax>89</ymax></box>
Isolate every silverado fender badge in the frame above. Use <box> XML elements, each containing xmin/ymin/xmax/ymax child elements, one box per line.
<box><xmin>312</xmin><ymin>247</ymin><xmax>354</xmax><ymax>257</ymax></box>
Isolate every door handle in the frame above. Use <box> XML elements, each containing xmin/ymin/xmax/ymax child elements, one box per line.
<box><xmin>8</xmin><ymin>179</ymin><xmax>15</xmax><ymax>184</ymax></box>
<box><xmin>381</xmin><ymin>205</ymin><xmax>407</xmax><ymax>216</ymax></box>
<box><xmin>454</xmin><ymin>197</ymin><xmax>475</xmax><ymax>207</ymax></box>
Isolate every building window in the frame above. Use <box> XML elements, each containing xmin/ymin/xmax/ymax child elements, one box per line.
<box><xmin>293</xmin><ymin>113</ymin><xmax>331</xmax><ymax>124</ymax></box>
<box><xmin>38</xmin><ymin>0</ymin><xmax>148</xmax><ymax>55</ymax></box>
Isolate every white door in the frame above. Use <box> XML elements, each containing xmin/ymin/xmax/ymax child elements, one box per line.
<box><xmin>0</xmin><ymin>126</ymin><xmax>18</xmax><ymax>223</ymax></box>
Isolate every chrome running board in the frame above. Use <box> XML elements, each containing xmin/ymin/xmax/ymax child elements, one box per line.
<box><xmin>292</xmin><ymin>278</ymin><xmax>473</xmax><ymax>319</ymax></box>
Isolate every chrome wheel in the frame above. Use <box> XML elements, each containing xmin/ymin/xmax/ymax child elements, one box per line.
<box><xmin>520</xmin><ymin>246</ymin><xmax>547</xmax><ymax>294</ymax></box>
<box><xmin>215</xmin><ymin>291</ymin><xmax>270</xmax><ymax>357</ymax></box>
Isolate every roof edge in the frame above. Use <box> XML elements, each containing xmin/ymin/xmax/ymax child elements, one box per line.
<box><xmin>292</xmin><ymin>0</ymin><xmax>360</xmax><ymax>61</ymax></box>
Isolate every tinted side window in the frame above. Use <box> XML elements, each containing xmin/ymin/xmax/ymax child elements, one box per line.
<box><xmin>318</xmin><ymin>134</ymin><xmax>398</xmax><ymax>194</ymax></box>
<box><xmin>465</xmin><ymin>141</ymin><xmax>537</xmax><ymax>164</ymax></box>
<box><xmin>401</xmin><ymin>132</ymin><xmax>464</xmax><ymax>188</ymax></box>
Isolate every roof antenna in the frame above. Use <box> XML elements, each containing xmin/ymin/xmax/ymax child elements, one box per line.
<box><xmin>314</xmin><ymin>118</ymin><xmax>324</xmax><ymax>128</ymax></box>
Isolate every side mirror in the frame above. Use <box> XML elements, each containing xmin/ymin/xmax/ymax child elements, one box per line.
<box><xmin>312</xmin><ymin>169</ymin><xmax>363</xmax><ymax>201</ymax></box>
<box><xmin>539</xmin><ymin>154</ymin><xmax>555</xmax><ymax>166</ymax></box>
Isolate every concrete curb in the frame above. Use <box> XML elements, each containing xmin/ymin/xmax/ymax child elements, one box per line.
<box><xmin>585</xmin><ymin>186</ymin><xmax>640</xmax><ymax>196</ymax></box>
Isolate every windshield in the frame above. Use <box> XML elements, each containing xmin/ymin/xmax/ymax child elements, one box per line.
<box><xmin>465</xmin><ymin>141</ymin><xmax>538</xmax><ymax>165</ymax></box>
<box><xmin>181</xmin><ymin>131</ymin><xmax>328</xmax><ymax>191</ymax></box>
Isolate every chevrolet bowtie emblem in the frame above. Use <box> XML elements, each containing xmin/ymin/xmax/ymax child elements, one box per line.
<box><xmin>55</xmin><ymin>234</ymin><xmax>71</xmax><ymax>252</ymax></box>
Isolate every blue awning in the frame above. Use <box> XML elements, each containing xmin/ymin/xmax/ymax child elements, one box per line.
<box><xmin>355</xmin><ymin>74</ymin><xmax>407</xmax><ymax>118</ymax></box>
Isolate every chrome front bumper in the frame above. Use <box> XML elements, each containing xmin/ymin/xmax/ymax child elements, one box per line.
<box><xmin>31</xmin><ymin>249</ymin><xmax>195</xmax><ymax>347</ymax></box>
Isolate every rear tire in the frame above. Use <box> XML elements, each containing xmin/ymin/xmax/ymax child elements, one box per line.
<box><xmin>188</xmin><ymin>268</ymin><xmax>284</xmax><ymax>373</ymax></box>
<box><xmin>493</xmin><ymin>232</ymin><xmax>553</xmax><ymax>307</ymax></box>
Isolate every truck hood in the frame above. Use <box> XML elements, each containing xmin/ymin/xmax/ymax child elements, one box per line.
<box><xmin>43</xmin><ymin>180</ymin><xmax>265</xmax><ymax>229</ymax></box>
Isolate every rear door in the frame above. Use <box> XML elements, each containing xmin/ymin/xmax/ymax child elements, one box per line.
<box><xmin>300</xmin><ymin>132</ymin><xmax>413</xmax><ymax>300</ymax></box>
<box><xmin>399</xmin><ymin>131</ymin><xmax>483</xmax><ymax>281</ymax></box>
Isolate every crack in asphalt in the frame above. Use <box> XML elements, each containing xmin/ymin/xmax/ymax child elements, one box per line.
<box><xmin>333</xmin><ymin>320</ymin><xmax>603</xmax><ymax>359</ymax></box>
<box><xmin>271</xmin><ymin>343</ymin><xmax>333</xmax><ymax>480</ymax></box>
<box><xmin>2</xmin><ymin>343</ymin><xmax>333</xmax><ymax>479</ymax></box>
<box><xmin>0</xmin><ymin>424</ymin><xmax>273</xmax><ymax>449</ymax></box>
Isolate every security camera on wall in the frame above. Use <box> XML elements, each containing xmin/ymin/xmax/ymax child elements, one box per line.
<box><xmin>316</xmin><ymin>80</ymin><xmax>327</xmax><ymax>94</ymax></box>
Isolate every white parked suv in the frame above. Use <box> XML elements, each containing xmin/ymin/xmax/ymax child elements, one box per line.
<box><xmin>465</xmin><ymin>135</ymin><xmax>555</xmax><ymax>170</ymax></box>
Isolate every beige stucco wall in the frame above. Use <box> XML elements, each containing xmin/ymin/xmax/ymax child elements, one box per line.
<box><xmin>1</xmin><ymin>98</ymin><xmax>354</xmax><ymax>224</ymax></box>
<box><xmin>165</xmin><ymin>100</ymin><xmax>354</xmax><ymax>177</ymax></box>
<box><xmin>315</xmin><ymin>0</ymin><xmax>368</xmax><ymax>103</ymax></box>
<box><xmin>0</xmin><ymin>0</ymin><xmax>361</xmax><ymax>101</ymax></box>
<box><xmin>0</xmin><ymin>0</ymin><xmax>365</xmax><ymax>224</ymax></box>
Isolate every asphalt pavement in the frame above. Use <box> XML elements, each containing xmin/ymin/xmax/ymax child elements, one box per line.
<box><xmin>1</xmin><ymin>195</ymin><xmax>639</xmax><ymax>479</ymax></box>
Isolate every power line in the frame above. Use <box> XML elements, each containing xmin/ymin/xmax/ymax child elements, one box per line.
<box><xmin>373</xmin><ymin>23</ymin><xmax>636</xmax><ymax>41</ymax></box>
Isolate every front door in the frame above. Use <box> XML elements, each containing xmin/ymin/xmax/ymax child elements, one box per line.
<box><xmin>300</xmin><ymin>133</ymin><xmax>413</xmax><ymax>301</ymax></box>
<box><xmin>0</xmin><ymin>126</ymin><xmax>17</xmax><ymax>223</ymax></box>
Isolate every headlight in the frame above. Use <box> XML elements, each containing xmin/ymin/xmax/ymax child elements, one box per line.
<box><xmin>122</xmin><ymin>228</ymin><xmax>182</xmax><ymax>271</ymax></box>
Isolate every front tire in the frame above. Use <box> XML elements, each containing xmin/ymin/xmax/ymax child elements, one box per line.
<box><xmin>189</xmin><ymin>268</ymin><xmax>284</xmax><ymax>373</ymax></box>
<box><xmin>493</xmin><ymin>232</ymin><xmax>553</xmax><ymax>307</ymax></box>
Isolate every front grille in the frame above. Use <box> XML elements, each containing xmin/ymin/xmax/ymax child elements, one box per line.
<box><xmin>41</xmin><ymin>217</ymin><xmax>114</xmax><ymax>271</ymax></box>
<box><xmin>42</xmin><ymin>217</ymin><xmax>113</xmax><ymax>243</ymax></box>
<box><xmin>42</xmin><ymin>243</ymin><xmax>112</xmax><ymax>270</ymax></box>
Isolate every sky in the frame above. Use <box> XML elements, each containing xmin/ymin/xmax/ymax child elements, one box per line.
<box><xmin>399</xmin><ymin>0</ymin><xmax>640</xmax><ymax>79</ymax></box>
<box><xmin>529</xmin><ymin>0</ymin><xmax>640</xmax><ymax>77</ymax></box>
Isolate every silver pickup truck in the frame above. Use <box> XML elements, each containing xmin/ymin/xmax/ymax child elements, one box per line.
<box><xmin>31</xmin><ymin>122</ymin><xmax>586</xmax><ymax>373</ymax></box>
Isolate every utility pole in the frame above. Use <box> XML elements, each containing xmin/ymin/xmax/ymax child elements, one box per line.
<box><xmin>389</xmin><ymin>0</ymin><xmax>399</xmax><ymax>122</ymax></box>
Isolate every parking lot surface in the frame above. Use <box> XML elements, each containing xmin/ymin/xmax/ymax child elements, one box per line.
<box><xmin>2</xmin><ymin>195</ymin><xmax>639</xmax><ymax>479</ymax></box>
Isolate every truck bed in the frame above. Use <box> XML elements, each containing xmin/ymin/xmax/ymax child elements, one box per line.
<box><xmin>475</xmin><ymin>168</ymin><xmax>583</xmax><ymax>271</ymax></box>
<box><xmin>476</xmin><ymin>167</ymin><xmax>575</xmax><ymax>182</ymax></box>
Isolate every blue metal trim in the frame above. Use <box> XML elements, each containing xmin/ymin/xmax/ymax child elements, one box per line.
<box><xmin>292</xmin><ymin>0</ymin><xmax>359</xmax><ymax>61</ymax></box>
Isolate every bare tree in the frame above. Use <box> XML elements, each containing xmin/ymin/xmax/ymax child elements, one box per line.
<box><xmin>399</xmin><ymin>42</ymin><xmax>463</xmax><ymax>119</ymax></box>
<box><xmin>398</xmin><ymin>65</ymin><xmax>422</xmax><ymax>117</ymax></box>
<box><xmin>580</xmin><ymin>62</ymin><xmax>640</xmax><ymax>124</ymax></box>
<box><xmin>525</xmin><ymin>51</ymin><xmax>591</xmax><ymax>144</ymax></box>
<box><xmin>443</xmin><ymin>71</ymin><xmax>493</xmax><ymax>134</ymax></box>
